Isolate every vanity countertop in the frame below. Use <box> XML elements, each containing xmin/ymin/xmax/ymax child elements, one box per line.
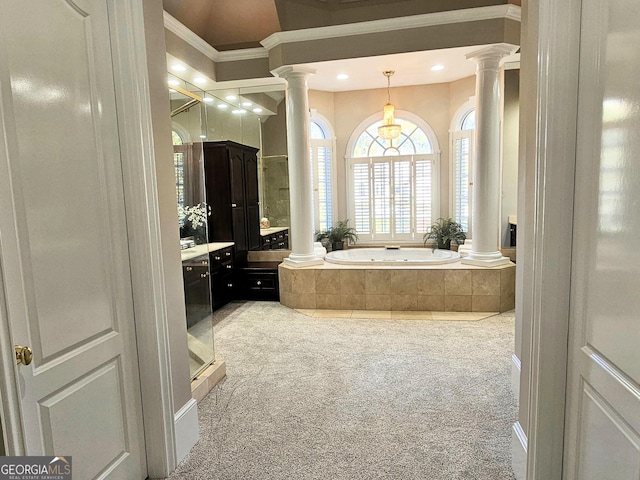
<box><xmin>181</xmin><ymin>242</ymin><xmax>235</xmax><ymax>262</ymax></box>
<box><xmin>259</xmin><ymin>226</ymin><xmax>289</xmax><ymax>236</ymax></box>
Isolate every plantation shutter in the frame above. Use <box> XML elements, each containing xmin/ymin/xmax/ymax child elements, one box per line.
<box><xmin>310</xmin><ymin>134</ymin><xmax>334</xmax><ymax>232</ymax></box>
<box><xmin>394</xmin><ymin>160</ymin><xmax>411</xmax><ymax>234</ymax></box>
<box><xmin>372</xmin><ymin>160</ymin><xmax>391</xmax><ymax>235</ymax></box>
<box><xmin>414</xmin><ymin>159</ymin><xmax>433</xmax><ymax>235</ymax></box>
<box><xmin>453</xmin><ymin>132</ymin><xmax>472</xmax><ymax>234</ymax></box>
<box><xmin>352</xmin><ymin>161</ymin><xmax>371</xmax><ymax>234</ymax></box>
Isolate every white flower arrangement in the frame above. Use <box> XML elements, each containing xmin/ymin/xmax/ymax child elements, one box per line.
<box><xmin>178</xmin><ymin>202</ymin><xmax>210</xmax><ymax>229</ymax></box>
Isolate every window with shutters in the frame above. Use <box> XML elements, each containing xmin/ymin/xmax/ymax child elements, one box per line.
<box><xmin>310</xmin><ymin>117</ymin><xmax>335</xmax><ymax>232</ymax></box>
<box><xmin>347</xmin><ymin>114</ymin><xmax>439</xmax><ymax>243</ymax></box>
<box><xmin>451</xmin><ymin>108</ymin><xmax>475</xmax><ymax>236</ymax></box>
<box><xmin>172</xmin><ymin>130</ymin><xmax>185</xmax><ymax>210</ymax></box>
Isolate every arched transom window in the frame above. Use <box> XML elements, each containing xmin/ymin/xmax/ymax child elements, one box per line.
<box><xmin>352</xmin><ymin>118</ymin><xmax>433</xmax><ymax>157</ymax></box>
<box><xmin>348</xmin><ymin>114</ymin><xmax>440</xmax><ymax>243</ymax></box>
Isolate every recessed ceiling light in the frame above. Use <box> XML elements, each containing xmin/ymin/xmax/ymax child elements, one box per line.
<box><xmin>168</xmin><ymin>88</ymin><xmax>176</xmax><ymax>93</ymax></box>
<box><xmin>431</xmin><ymin>64</ymin><xmax>445</xmax><ymax>71</ymax></box>
<box><xmin>241</xmin><ymin>101</ymin><xmax>252</xmax><ymax>107</ymax></box>
<box><xmin>168</xmin><ymin>79</ymin><xmax>179</xmax><ymax>86</ymax></box>
<box><xmin>217</xmin><ymin>104</ymin><xmax>228</xmax><ymax>109</ymax></box>
<box><xmin>193</xmin><ymin>77</ymin><xmax>206</xmax><ymax>84</ymax></box>
<box><xmin>337</xmin><ymin>73</ymin><xmax>349</xmax><ymax>80</ymax></box>
<box><xmin>225</xmin><ymin>94</ymin><xmax>237</xmax><ymax>101</ymax></box>
<box><xmin>171</xmin><ymin>64</ymin><xmax>186</xmax><ymax>72</ymax></box>
<box><xmin>199</xmin><ymin>134</ymin><xmax>207</xmax><ymax>138</ymax></box>
<box><xmin>232</xmin><ymin>109</ymin><xmax>246</xmax><ymax>114</ymax></box>
<box><xmin>252</xmin><ymin>107</ymin><xmax>263</xmax><ymax>114</ymax></box>
<box><xmin>203</xmin><ymin>97</ymin><xmax>214</xmax><ymax>102</ymax></box>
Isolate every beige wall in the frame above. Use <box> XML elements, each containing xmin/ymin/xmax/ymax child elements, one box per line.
<box><xmin>502</xmin><ymin>69</ymin><xmax>520</xmax><ymax>247</ymax></box>
<box><xmin>278</xmin><ymin>0</ymin><xmax>519</xmax><ymax>30</ymax></box>
<box><xmin>143</xmin><ymin>0</ymin><xmax>193</xmax><ymax>413</ymax></box>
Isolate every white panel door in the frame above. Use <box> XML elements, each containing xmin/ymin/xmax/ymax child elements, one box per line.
<box><xmin>564</xmin><ymin>0</ymin><xmax>640</xmax><ymax>478</ymax></box>
<box><xmin>0</xmin><ymin>0</ymin><xmax>147</xmax><ymax>478</ymax></box>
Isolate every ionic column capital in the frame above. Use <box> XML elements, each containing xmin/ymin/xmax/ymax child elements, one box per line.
<box><xmin>272</xmin><ymin>65</ymin><xmax>317</xmax><ymax>81</ymax></box>
<box><xmin>466</xmin><ymin>43</ymin><xmax>518</xmax><ymax>69</ymax></box>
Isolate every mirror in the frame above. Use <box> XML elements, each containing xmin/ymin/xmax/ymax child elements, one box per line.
<box><xmin>170</xmin><ymin>74</ymin><xmax>291</xmax><ymax>379</ymax></box>
<box><xmin>170</xmin><ymin>77</ymin><xmax>215</xmax><ymax>379</ymax></box>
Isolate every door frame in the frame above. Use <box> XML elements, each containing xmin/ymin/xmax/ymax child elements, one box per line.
<box><xmin>520</xmin><ymin>0</ymin><xmax>583</xmax><ymax>479</ymax></box>
<box><xmin>0</xmin><ymin>0</ymin><xmax>177</xmax><ymax>476</ymax></box>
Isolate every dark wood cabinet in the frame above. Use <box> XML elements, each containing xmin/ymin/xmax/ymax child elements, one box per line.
<box><xmin>182</xmin><ymin>254</ymin><xmax>211</xmax><ymax>328</ymax></box>
<box><xmin>237</xmin><ymin>262</ymin><xmax>280</xmax><ymax>301</ymax></box>
<box><xmin>260</xmin><ymin>228</ymin><xmax>289</xmax><ymax>250</ymax></box>
<box><xmin>203</xmin><ymin>141</ymin><xmax>260</xmax><ymax>265</ymax></box>
<box><xmin>209</xmin><ymin>245</ymin><xmax>236</xmax><ymax>310</ymax></box>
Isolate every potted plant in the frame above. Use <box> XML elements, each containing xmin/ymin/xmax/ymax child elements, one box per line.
<box><xmin>423</xmin><ymin>217</ymin><xmax>466</xmax><ymax>250</ymax></box>
<box><xmin>315</xmin><ymin>219</ymin><xmax>358</xmax><ymax>251</ymax></box>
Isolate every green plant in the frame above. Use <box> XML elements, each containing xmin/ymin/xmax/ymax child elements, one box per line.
<box><xmin>423</xmin><ymin>217</ymin><xmax>466</xmax><ymax>250</ymax></box>
<box><xmin>315</xmin><ymin>220</ymin><xmax>358</xmax><ymax>247</ymax></box>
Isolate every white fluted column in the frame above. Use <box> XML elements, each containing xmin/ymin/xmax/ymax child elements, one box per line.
<box><xmin>273</xmin><ymin>66</ymin><xmax>324</xmax><ymax>267</ymax></box>
<box><xmin>462</xmin><ymin>44</ymin><xmax>515</xmax><ymax>267</ymax></box>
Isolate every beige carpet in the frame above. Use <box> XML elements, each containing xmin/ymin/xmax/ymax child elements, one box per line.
<box><xmin>168</xmin><ymin>301</ymin><xmax>517</xmax><ymax>480</ymax></box>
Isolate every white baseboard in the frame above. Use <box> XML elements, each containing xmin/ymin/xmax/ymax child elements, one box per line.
<box><xmin>512</xmin><ymin>421</ymin><xmax>527</xmax><ymax>480</ymax></box>
<box><xmin>174</xmin><ymin>398</ymin><xmax>199</xmax><ymax>464</ymax></box>
<box><xmin>511</xmin><ymin>353</ymin><xmax>521</xmax><ymax>402</ymax></box>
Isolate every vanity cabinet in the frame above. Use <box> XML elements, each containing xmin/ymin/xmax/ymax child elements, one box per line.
<box><xmin>260</xmin><ymin>228</ymin><xmax>289</xmax><ymax>250</ymax></box>
<box><xmin>203</xmin><ymin>141</ymin><xmax>260</xmax><ymax>265</ymax></box>
<box><xmin>237</xmin><ymin>262</ymin><xmax>280</xmax><ymax>301</ymax></box>
<box><xmin>209</xmin><ymin>245</ymin><xmax>236</xmax><ymax>310</ymax></box>
<box><xmin>182</xmin><ymin>254</ymin><xmax>211</xmax><ymax>328</ymax></box>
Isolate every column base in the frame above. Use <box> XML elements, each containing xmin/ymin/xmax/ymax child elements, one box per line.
<box><xmin>461</xmin><ymin>251</ymin><xmax>511</xmax><ymax>267</ymax></box>
<box><xmin>283</xmin><ymin>253</ymin><xmax>325</xmax><ymax>268</ymax></box>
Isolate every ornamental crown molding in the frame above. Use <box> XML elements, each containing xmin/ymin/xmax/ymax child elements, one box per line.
<box><xmin>261</xmin><ymin>5</ymin><xmax>521</xmax><ymax>50</ymax></box>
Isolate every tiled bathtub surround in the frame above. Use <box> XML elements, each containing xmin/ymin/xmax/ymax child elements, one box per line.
<box><xmin>279</xmin><ymin>262</ymin><xmax>515</xmax><ymax>313</ymax></box>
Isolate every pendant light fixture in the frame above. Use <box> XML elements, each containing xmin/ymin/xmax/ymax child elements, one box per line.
<box><xmin>378</xmin><ymin>70</ymin><xmax>402</xmax><ymax>140</ymax></box>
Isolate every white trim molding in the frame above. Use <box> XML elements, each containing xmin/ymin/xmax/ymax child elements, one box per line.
<box><xmin>218</xmin><ymin>48</ymin><xmax>269</xmax><ymax>62</ymax></box>
<box><xmin>512</xmin><ymin>421</ymin><xmax>528</xmax><ymax>480</ymax></box>
<box><xmin>163</xmin><ymin>11</ymin><xmax>219</xmax><ymax>62</ymax></box>
<box><xmin>262</xmin><ymin>5</ymin><xmax>520</xmax><ymax>49</ymax></box>
<box><xmin>112</xmin><ymin>1</ymin><xmax>180</xmax><ymax>476</ymax></box>
<box><xmin>511</xmin><ymin>353</ymin><xmax>521</xmax><ymax>402</ymax></box>
<box><xmin>174</xmin><ymin>399</ymin><xmax>199</xmax><ymax>463</ymax></box>
<box><xmin>520</xmin><ymin>0</ymin><xmax>582</xmax><ymax>478</ymax></box>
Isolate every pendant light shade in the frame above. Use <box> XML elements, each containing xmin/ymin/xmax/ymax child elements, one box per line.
<box><xmin>378</xmin><ymin>70</ymin><xmax>402</xmax><ymax>140</ymax></box>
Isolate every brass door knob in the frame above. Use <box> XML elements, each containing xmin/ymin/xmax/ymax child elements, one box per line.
<box><xmin>15</xmin><ymin>345</ymin><xmax>33</xmax><ymax>366</ymax></box>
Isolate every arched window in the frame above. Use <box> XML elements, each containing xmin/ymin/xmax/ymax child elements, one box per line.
<box><xmin>347</xmin><ymin>113</ymin><xmax>440</xmax><ymax>243</ymax></box>
<box><xmin>451</xmin><ymin>101</ymin><xmax>475</xmax><ymax>236</ymax></box>
<box><xmin>310</xmin><ymin>114</ymin><xmax>335</xmax><ymax>233</ymax></box>
<box><xmin>172</xmin><ymin>130</ymin><xmax>183</xmax><ymax>145</ymax></box>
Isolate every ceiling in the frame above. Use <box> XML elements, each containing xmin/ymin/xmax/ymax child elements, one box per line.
<box><xmin>163</xmin><ymin>1</ymin><xmax>519</xmax><ymax>94</ymax></box>
<box><xmin>304</xmin><ymin>47</ymin><xmax>481</xmax><ymax>92</ymax></box>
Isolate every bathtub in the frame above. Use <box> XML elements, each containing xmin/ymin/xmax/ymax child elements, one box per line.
<box><xmin>325</xmin><ymin>247</ymin><xmax>460</xmax><ymax>266</ymax></box>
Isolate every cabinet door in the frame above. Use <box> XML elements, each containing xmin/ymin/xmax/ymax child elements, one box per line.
<box><xmin>244</xmin><ymin>151</ymin><xmax>261</xmax><ymax>250</ymax></box>
<box><xmin>204</xmin><ymin>145</ymin><xmax>232</xmax><ymax>242</ymax></box>
<box><xmin>229</xmin><ymin>147</ymin><xmax>245</xmax><ymax>207</ymax></box>
<box><xmin>244</xmin><ymin>151</ymin><xmax>259</xmax><ymax>205</ymax></box>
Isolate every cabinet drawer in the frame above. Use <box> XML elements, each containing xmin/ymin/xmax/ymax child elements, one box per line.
<box><xmin>210</xmin><ymin>246</ymin><xmax>234</xmax><ymax>269</ymax></box>
<box><xmin>238</xmin><ymin>269</ymin><xmax>279</xmax><ymax>301</ymax></box>
<box><xmin>245</xmin><ymin>275</ymin><xmax>277</xmax><ymax>291</ymax></box>
<box><xmin>261</xmin><ymin>236</ymin><xmax>272</xmax><ymax>248</ymax></box>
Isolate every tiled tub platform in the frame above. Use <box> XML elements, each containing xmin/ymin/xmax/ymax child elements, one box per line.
<box><xmin>278</xmin><ymin>261</ymin><xmax>515</xmax><ymax>313</ymax></box>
